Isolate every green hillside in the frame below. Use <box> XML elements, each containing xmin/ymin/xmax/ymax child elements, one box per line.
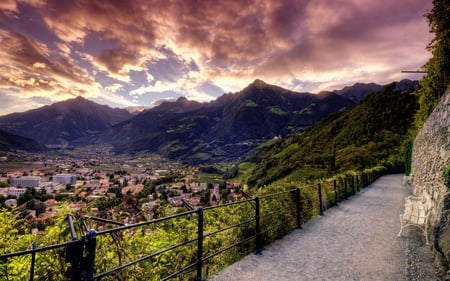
<box><xmin>239</xmin><ymin>83</ymin><xmax>419</xmax><ymax>188</ymax></box>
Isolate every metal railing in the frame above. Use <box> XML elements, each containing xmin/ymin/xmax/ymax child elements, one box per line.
<box><xmin>0</xmin><ymin>171</ymin><xmax>382</xmax><ymax>281</ymax></box>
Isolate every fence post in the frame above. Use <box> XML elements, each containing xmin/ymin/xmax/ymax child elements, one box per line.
<box><xmin>344</xmin><ymin>177</ymin><xmax>348</xmax><ymax>199</ymax></box>
<box><xmin>66</xmin><ymin>241</ymin><xmax>84</xmax><ymax>281</ymax></box>
<box><xmin>333</xmin><ymin>180</ymin><xmax>338</xmax><ymax>206</ymax></box>
<box><xmin>196</xmin><ymin>207</ymin><xmax>204</xmax><ymax>281</ymax></box>
<box><xmin>356</xmin><ymin>175</ymin><xmax>360</xmax><ymax>192</ymax></box>
<box><xmin>29</xmin><ymin>242</ymin><xmax>37</xmax><ymax>281</ymax></box>
<box><xmin>352</xmin><ymin>176</ymin><xmax>356</xmax><ymax>195</ymax></box>
<box><xmin>318</xmin><ymin>183</ymin><xmax>324</xmax><ymax>216</ymax></box>
<box><xmin>85</xmin><ymin>230</ymin><xmax>97</xmax><ymax>281</ymax></box>
<box><xmin>254</xmin><ymin>197</ymin><xmax>262</xmax><ymax>255</ymax></box>
<box><xmin>294</xmin><ymin>188</ymin><xmax>302</xmax><ymax>229</ymax></box>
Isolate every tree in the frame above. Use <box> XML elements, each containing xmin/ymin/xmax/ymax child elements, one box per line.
<box><xmin>415</xmin><ymin>0</ymin><xmax>450</xmax><ymax>128</ymax></box>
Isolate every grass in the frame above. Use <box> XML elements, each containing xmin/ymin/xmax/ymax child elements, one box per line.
<box><xmin>274</xmin><ymin>143</ymin><xmax>300</xmax><ymax>158</ymax></box>
<box><xmin>194</xmin><ymin>172</ymin><xmax>223</xmax><ymax>183</ymax></box>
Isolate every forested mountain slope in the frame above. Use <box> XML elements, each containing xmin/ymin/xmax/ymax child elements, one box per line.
<box><xmin>242</xmin><ymin>82</ymin><xmax>419</xmax><ymax>187</ymax></box>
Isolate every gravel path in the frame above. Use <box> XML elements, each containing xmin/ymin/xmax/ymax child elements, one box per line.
<box><xmin>209</xmin><ymin>174</ymin><xmax>438</xmax><ymax>281</ymax></box>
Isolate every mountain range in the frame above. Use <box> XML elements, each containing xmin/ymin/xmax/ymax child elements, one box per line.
<box><xmin>0</xmin><ymin>79</ymin><xmax>418</xmax><ymax>162</ymax></box>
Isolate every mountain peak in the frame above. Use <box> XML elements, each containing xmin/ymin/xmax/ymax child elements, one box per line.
<box><xmin>249</xmin><ymin>79</ymin><xmax>268</xmax><ymax>88</ymax></box>
<box><xmin>0</xmin><ymin>97</ymin><xmax>133</xmax><ymax>145</ymax></box>
<box><xmin>176</xmin><ymin>96</ymin><xmax>189</xmax><ymax>103</ymax></box>
<box><xmin>241</xmin><ymin>79</ymin><xmax>280</xmax><ymax>94</ymax></box>
<box><xmin>69</xmin><ymin>96</ymin><xmax>89</xmax><ymax>103</ymax></box>
<box><xmin>152</xmin><ymin>96</ymin><xmax>202</xmax><ymax>113</ymax></box>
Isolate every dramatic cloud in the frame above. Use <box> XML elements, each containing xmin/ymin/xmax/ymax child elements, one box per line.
<box><xmin>0</xmin><ymin>0</ymin><xmax>433</xmax><ymax>115</ymax></box>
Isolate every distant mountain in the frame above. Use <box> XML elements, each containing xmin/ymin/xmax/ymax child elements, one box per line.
<box><xmin>332</xmin><ymin>82</ymin><xmax>384</xmax><ymax>103</ymax></box>
<box><xmin>0</xmin><ymin>97</ymin><xmax>133</xmax><ymax>145</ymax></box>
<box><xmin>98</xmin><ymin>79</ymin><xmax>356</xmax><ymax>163</ymax></box>
<box><xmin>242</xmin><ymin>81</ymin><xmax>419</xmax><ymax>187</ymax></box>
<box><xmin>331</xmin><ymin>79</ymin><xmax>418</xmax><ymax>103</ymax></box>
<box><xmin>392</xmin><ymin>79</ymin><xmax>419</xmax><ymax>92</ymax></box>
<box><xmin>124</xmin><ymin>106</ymin><xmax>148</xmax><ymax>114</ymax></box>
<box><xmin>0</xmin><ymin>129</ymin><xmax>46</xmax><ymax>152</ymax></box>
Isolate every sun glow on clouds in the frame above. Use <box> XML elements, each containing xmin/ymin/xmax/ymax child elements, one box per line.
<box><xmin>0</xmin><ymin>0</ymin><xmax>432</xmax><ymax>115</ymax></box>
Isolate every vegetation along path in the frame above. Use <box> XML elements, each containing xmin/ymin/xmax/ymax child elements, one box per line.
<box><xmin>210</xmin><ymin>174</ymin><xmax>435</xmax><ymax>281</ymax></box>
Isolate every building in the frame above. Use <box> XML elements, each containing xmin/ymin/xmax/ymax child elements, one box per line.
<box><xmin>10</xmin><ymin>176</ymin><xmax>41</xmax><ymax>188</ymax></box>
<box><xmin>209</xmin><ymin>184</ymin><xmax>221</xmax><ymax>206</ymax></box>
<box><xmin>5</xmin><ymin>187</ymin><xmax>27</xmax><ymax>197</ymax></box>
<box><xmin>53</xmin><ymin>174</ymin><xmax>77</xmax><ymax>185</ymax></box>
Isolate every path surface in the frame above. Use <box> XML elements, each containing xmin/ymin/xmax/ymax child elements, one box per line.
<box><xmin>209</xmin><ymin>174</ymin><xmax>430</xmax><ymax>281</ymax></box>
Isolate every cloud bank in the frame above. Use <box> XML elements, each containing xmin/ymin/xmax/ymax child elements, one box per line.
<box><xmin>0</xmin><ymin>0</ymin><xmax>433</xmax><ymax>115</ymax></box>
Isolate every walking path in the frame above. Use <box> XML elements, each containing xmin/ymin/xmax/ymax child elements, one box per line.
<box><xmin>209</xmin><ymin>174</ymin><xmax>438</xmax><ymax>281</ymax></box>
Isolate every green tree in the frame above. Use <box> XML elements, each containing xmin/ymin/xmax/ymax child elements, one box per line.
<box><xmin>415</xmin><ymin>0</ymin><xmax>450</xmax><ymax>128</ymax></box>
<box><xmin>0</xmin><ymin>209</ymin><xmax>34</xmax><ymax>280</ymax></box>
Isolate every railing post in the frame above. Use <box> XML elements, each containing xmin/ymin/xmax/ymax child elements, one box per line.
<box><xmin>294</xmin><ymin>188</ymin><xmax>302</xmax><ymax>229</ymax></box>
<box><xmin>85</xmin><ymin>230</ymin><xmax>97</xmax><ymax>281</ymax></box>
<box><xmin>333</xmin><ymin>180</ymin><xmax>338</xmax><ymax>206</ymax></box>
<box><xmin>196</xmin><ymin>208</ymin><xmax>204</xmax><ymax>281</ymax></box>
<box><xmin>67</xmin><ymin>214</ymin><xmax>77</xmax><ymax>240</ymax></box>
<box><xmin>254</xmin><ymin>197</ymin><xmax>262</xmax><ymax>255</ymax></box>
<box><xmin>66</xmin><ymin>241</ymin><xmax>84</xmax><ymax>281</ymax></box>
<box><xmin>318</xmin><ymin>183</ymin><xmax>324</xmax><ymax>216</ymax></box>
<box><xmin>352</xmin><ymin>176</ymin><xmax>356</xmax><ymax>195</ymax></box>
<box><xmin>356</xmin><ymin>175</ymin><xmax>360</xmax><ymax>192</ymax></box>
<box><xmin>29</xmin><ymin>242</ymin><xmax>37</xmax><ymax>281</ymax></box>
<box><xmin>344</xmin><ymin>177</ymin><xmax>348</xmax><ymax>199</ymax></box>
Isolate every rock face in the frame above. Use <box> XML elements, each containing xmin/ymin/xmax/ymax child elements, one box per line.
<box><xmin>411</xmin><ymin>87</ymin><xmax>450</xmax><ymax>278</ymax></box>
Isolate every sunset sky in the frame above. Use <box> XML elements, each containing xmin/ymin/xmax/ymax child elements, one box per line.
<box><xmin>0</xmin><ymin>0</ymin><xmax>433</xmax><ymax>115</ymax></box>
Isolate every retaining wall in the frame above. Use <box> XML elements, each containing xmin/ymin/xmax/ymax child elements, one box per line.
<box><xmin>411</xmin><ymin>87</ymin><xmax>450</xmax><ymax>278</ymax></box>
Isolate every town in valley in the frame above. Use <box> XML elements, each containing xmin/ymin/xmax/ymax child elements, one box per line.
<box><xmin>0</xmin><ymin>147</ymin><xmax>242</xmax><ymax>230</ymax></box>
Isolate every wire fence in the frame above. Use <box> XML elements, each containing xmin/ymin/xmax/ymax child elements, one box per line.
<box><xmin>0</xmin><ymin>170</ymin><xmax>383</xmax><ymax>281</ymax></box>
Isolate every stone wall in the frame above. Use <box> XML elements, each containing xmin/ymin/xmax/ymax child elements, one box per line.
<box><xmin>411</xmin><ymin>87</ymin><xmax>450</xmax><ymax>278</ymax></box>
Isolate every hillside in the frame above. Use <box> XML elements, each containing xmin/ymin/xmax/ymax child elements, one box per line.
<box><xmin>0</xmin><ymin>129</ymin><xmax>46</xmax><ymax>152</ymax></box>
<box><xmin>241</xmin><ymin>82</ymin><xmax>419</xmax><ymax>187</ymax></box>
<box><xmin>0</xmin><ymin>97</ymin><xmax>133</xmax><ymax>145</ymax></box>
<box><xmin>99</xmin><ymin>79</ymin><xmax>356</xmax><ymax>163</ymax></box>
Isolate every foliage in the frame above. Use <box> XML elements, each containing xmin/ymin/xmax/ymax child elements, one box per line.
<box><xmin>414</xmin><ymin>0</ymin><xmax>450</xmax><ymax>129</ymax></box>
<box><xmin>0</xmin><ymin>204</ymin><xmax>75</xmax><ymax>280</ymax></box>
<box><xmin>402</xmin><ymin>0</ymin><xmax>450</xmax><ymax>175</ymax></box>
<box><xmin>443</xmin><ymin>164</ymin><xmax>450</xmax><ymax>191</ymax></box>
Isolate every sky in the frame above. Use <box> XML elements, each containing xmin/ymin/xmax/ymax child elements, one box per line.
<box><xmin>0</xmin><ymin>0</ymin><xmax>433</xmax><ymax>116</ymax></box>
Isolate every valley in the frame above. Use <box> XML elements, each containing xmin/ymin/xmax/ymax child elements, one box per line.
<box><xmin>0</xmin><ymin>78</ymin><xmax>420</xmax><ymax>231</ymax></box>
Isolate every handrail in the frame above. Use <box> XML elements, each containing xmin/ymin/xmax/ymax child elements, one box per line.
<box><xmin>85</xmin><ymin>215</ymin><xmax>125</xmax><ymax>226</ymax></box>
<box><xmin>96</xmin><ymin>208</ymin><xmax>197</xmax><ymax>235</ymax></box>
<box><xmin>258</xmin><ymin>188</ymin><xmax>297</xmax><ymax>199</ymax></box>
<box><xmin>0</xmin><ymin>239</ymin><xmax>79</xmax><ymax>259</ymax></box>
<box><xmin>204</xmin><ymin>217</ymin><xmax>255</xmax><ymax>238</ymax></box>
<box><xmin>94</xmin><ymin>236</ymin><xmax>199</xmax><ymax>279</ymax></box>
<box><xmin>0</xmin><ymin>171</ymin><xmax>383</xmax><ymax>281</ymax></box>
